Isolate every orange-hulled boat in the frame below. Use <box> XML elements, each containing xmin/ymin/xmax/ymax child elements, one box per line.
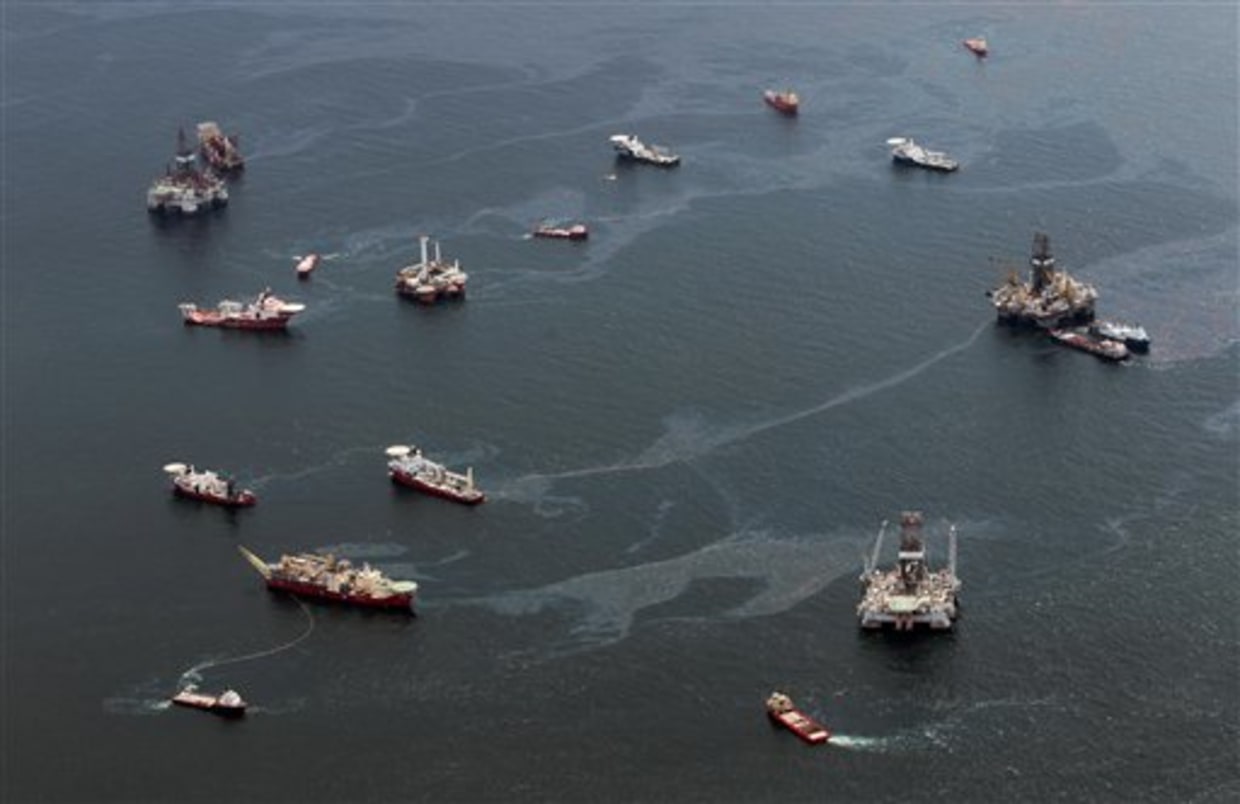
<box><xmin>766</xmin><ymin>691</ymin><xmax>829</xmax><ymax>744</ymax></box>
<box><xmin>171</xmin><ymin>686</ymin><xmax>247</xmax><ymax>717</ymax></box>
<box><xmin>763</xmin><ymin>89</ymin><xmax>800</xmax><ymax>115</ymax></box>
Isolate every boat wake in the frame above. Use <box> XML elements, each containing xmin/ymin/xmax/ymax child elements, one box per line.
<box><xmin>101</xmin><ymin>596</ymin><xmax>320</xmax><ymax>714</ymax></box>
<box><xmin>178</xmin><ymin>595</ymin><xmax>316</xmax><ymax>688</ymax></box>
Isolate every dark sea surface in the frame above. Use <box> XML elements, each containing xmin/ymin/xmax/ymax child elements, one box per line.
<box><xmin>2</xmin><ymin>2</ymin><xmax>1238</xmax><ymax>802</ymax></box>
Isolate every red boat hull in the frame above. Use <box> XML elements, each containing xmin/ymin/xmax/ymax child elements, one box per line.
<box><xmin>763</xmin><ymin>91</ymin><xmax>799</xmax><ymax>115</ymax></box>
<box><xmin>768</xmin><ymin>709</ymin><xmax>830</xmax><ymax>744</ymax></box>
<box><xmin>172</xmin><ymin>484</ymin><xmax>257</xmax><ymax>508</ymax></box>
<box><xmin>182</xmin><ymin>311</ymin><xmax>293</xmax><ymax>330</ymax></box>
<box><xmin>171</xmin><ymin>693</ymin><xmax>246</xmax><ymax>717</ymax></box>
<box><xmin>264</xmin><ymin>577</ymin><xmax>416</xmax><ymax>611</ymax></box>
<box><xmin>389</xmin><ymin>469</ymin><xmax>485</xmax><ymax>505</ymax></box>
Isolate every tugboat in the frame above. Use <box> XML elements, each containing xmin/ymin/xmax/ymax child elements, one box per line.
<box><xmin>171</xmin><ymin>686</ymin><xmax>247</xmax><ymax>717</ymax></box>
<box><xmin>989</xmin><ymin>232</ymin><xmax>1099</xmax><ymax>329</ymax></box>
<box><xmin>394</xmin><ymin>235</ymin><xmax>468</xmax><ymax>304</ymax></box>
<box><xmin>386</xmin><ymin>444</ymin><xmax>485</xmax><ymax>505</ymax></box>
<box><xmin>962</xmin><ymin>37</ymin><xmax>989</xmax><ymax>58</ymax></box>
<box><xmin>178</xmin><ymin>288</ymin><xmax>306</xmax><ymax>330</ymax></box>
<box><xmin>163</xmin><ymin>462</ymin><xmax>256</xmax><ymax>507</ymax></box>
<box><xmin>765</xmin><ymin>691</ymin><xmax>830</xmax><ymax>744</ymax></box>
<box><xmin>609</xmin><ymin>134</ymin><xmax>681</xmax><ymax>167</ymax></box>
<box><xmin>196</xmin><ymin>121</ymin><xmax>244</xmax><ymax>173</ymax></box>
<box><xmin>1090</xmin><ymin>320</ymin><xmax>1150</xmax><ymax>352</ymax></box>
<box><xmin>146</xmin><ymin>128</ymin><xmax>229</xmax><ymax>215</ymax></box>
<box><xmin>858</xmin><ymin>511</ymin><xmax>961</xmax><ymax>631</ymax></box>
<box><xmin>295</xmin><ymin>253</ymin><xmax>321</xmax><ymax>279</ymax></box>
<box><xmin>886</xmin><ymin>137</ymin><xmax>959</xmax><ymax>172</ymax></box>
<box><xmin>1049</xmin><ymin>328</ymin><xmax>1130</xmax><ymax>362</ymax></box>
<box><xmin>238</xmin><ymin>546</ymin><xmax>418</xmax><ymax>612</ymax></box>
<box><xmin>532</xmin><ymin>220</ymin><xmax>589</xmax><ymax>241</ymax></box>
<box><xmin>762</xmin><ymin>89</ymin><xmax>800</xmax><ymax>115</ymax></box>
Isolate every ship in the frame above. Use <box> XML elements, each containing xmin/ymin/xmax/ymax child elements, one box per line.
<box><xmin>296</xmin><ymin>253</ymin><xmax>321</xmax><ymax>278</ymax></box>
<box><xmin>1090</xmin><ymin>319</ymin><xmax>1150</xmax><ymax>352</ymax></box>
<box><xmin>147</xmin><ymin>128</ymin><xmax>229</xmax><ymax>215</ymax></box>
<box><xmin>609</xmin><ymin>134</ymin><xmax>681</xmax><ymax>167</ymax></box>
<box><xmin>386</xmin><ymin>445</ymin><xmax>485</xmax><ymax>505</ymax></box>
<box><xmin>238</xmin><ymin>546</ymin><xmax>418</xmax><ymax>612</ymax></box>
<box><xmin>394</xmin><ymin>235</ymin><xmax>469</xmax><ymax>304</ymax></box>
<box><xmin>858</xmin><ymin>511</ymin><xmax>961</xmax><ymax>631</ymax></box>
<box><xmin>532</xmin><ymin>220</ymin><xmax>589</xmax><ymax>241</ymax></box>
<box><xmin>163</xmin><ymin>462</ymin><xmax>257</xmax><ymax>507</ymax></box>
<box><xmin>886</xmin><ymin>137</ymin><xmax>959</xmax><ymax>172</ymax></box>
<box><xmin>988</xmin><ymin>232</ymin><xmax>1099</xmax><ymax>328</ymax></box>
<box><xmin>765</xmin><ymin>691</ymin><xmax>830</xmax><ymax>744</ymax></box>
<box><xmin>178</xmin><ymin>288</ymin><xmax>306</xmax><ymax>330</ymax></box>
<box><xmin>962</xmin><ymin>37</ymin><xmax>989</xmax><ymax>58</ymax></box>
<box><xmin>171</xmin><ymin>686</ymin><xmax>247</xmax><ymax>717</ymax></box>
<box><xmin>763</xmin><ymin>89</ymin><xmax>800</xmax><ymax>115</ymax></box>
<box><xmin>1049</xmin><ymin>328</ymin><xmax>1130</xmax><ymax>362</ymax></box>
<box><xmin>196</xmin><ymin>121</ymin><xmax>244</xmax><ymax>173</ymax></box>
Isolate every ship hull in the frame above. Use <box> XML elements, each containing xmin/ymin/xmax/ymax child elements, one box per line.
<box><xmin>171</xmin><ymin>693</ymin><xmax>247</xmax><ymax>717</ymax></box>
<box><xmin>763</xmin><ymin>92</ymin><xmax>799</xmax><ymax>115</ymax></box>
<box><xmin>181</xmin><ymin>311</ymin><xmax>293</xmax><ymax>330</ymax></box>
<box><xmin>172</xmin><ymin>484</ymin><xmax>257</xmax><ymax>507</ymax></box>
<box><xmin>264</xmin><ymin>577</ymin><xmax>416</xmax><ymax>612</ymax></box>
<box><xmin>1049</xmin><ymin>330</ymin><xmax>1129</xmax><ymax>362</ymax></box>
<box><xmin>891</xmin><ymin>153</ymin><xmax>958</xmax><ymax>172</ymax></box>
<box><xmin>859</xmin><ymin>610</ymin><xmax>956</xmax><ymax>630</ymax></box>
<box><xmin>533</xmin><ymin>227</ymin><xmax>588</xmax><ymax>241</ymax></box>
<box><xmin>389</xmin><ymin>469</ymin><xmax>485</xmax><ymax>505</ymax></box>
<box><xmin>768</xmin><ymin>710</ymin><xmax>830</xmax><ymax>744</ymax></box>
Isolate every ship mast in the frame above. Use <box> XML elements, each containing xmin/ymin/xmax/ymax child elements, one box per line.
<box><xmin>948</xmin><ymin>523</ymin><xmax>958</xmax><ymax>578</ymax></box>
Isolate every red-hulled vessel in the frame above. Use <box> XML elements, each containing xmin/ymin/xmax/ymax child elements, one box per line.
<box><xmin>962</xmin><ymin>37</ymin><xmax>989</xmax><ymax>58</ymax></box>
<box><xmin>295</xmin><ymin>253</ymin><xmax>320</xmax><ymax>278</ymax></box>
<box><xmin>238</xmin><ymin>546</ymin><xmax>418</xmax><ymax>612</ymax></box>
<box><xmin>163</xmin><ymin>462</ymin><xmax>256</xmax><ymax>507</ymax></box>
<box><xmin>171</xmin><ymin>686</ymin><xmax>247</xmax><ymax>717</ymax></box>
<box><xmin>763</xmin><ymin>89</ymin><xmax>800</xmax><ymax>115</ymax></box>
<box><xmin>766</xmin><ymin>691</ymin><xmax>830</xmax><ymax>745</ymax></box>
<box><xmin>386</xmin><ymin>444</ymin><xmax>485</xmax><ymax>505</ymax></box>
<box><xmin>1049</xmin><ymin>328</ymin><xmax>1129</xmax><ymax>362</ymax></box>
<box><xmin>533</xmin><ymin>221</ymin><xmax>589</xmax><ymax>241</ymax></box>
<box><xmin>179</xmin><ymin>288</ymin><xmax>305</xmax><ymax>330</ymax></box>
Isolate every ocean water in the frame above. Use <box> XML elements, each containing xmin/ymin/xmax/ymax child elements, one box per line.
<box><xmin>2</xmin><ymin>3</ymin><xmax>1237</xmax><ymax>802</ymax></box>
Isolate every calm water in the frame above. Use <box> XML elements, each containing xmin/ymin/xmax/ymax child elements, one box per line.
<box><xmin>3</xmin><ymin>3</ymin><xmax>1238</xmax><ymax>802</ymax></box>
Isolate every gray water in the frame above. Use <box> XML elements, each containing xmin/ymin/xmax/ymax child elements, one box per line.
<box><xmin>2</xmin><ymin>3</ymin><xmax>1238</xmax><ymax>802</ymax></box>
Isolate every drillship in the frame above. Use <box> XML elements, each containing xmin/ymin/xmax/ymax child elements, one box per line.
<box><xmin>238</xmin><ymin>547</ymin><xmax>418</xmax><ymax>612</ymax></box>
<box><xmin>857</xmin><ymin>511</ymin><xmax>960</xmax><ymax>631</ymax></box>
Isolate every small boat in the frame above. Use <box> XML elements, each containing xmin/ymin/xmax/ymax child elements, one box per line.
<box><xmin>1049</xmin><ymin>328</ymin><xmax>1130</xmax><ymax>362</ymax></box>
<box><xmin>163</xmin><ymin>462</ymin><xmax>257</xmax><ymax>507</ymax></box>
<box><xmin>762</xmin><ymin>89</ymin><xmax>800</xmax><ymax>115</ymax></box>
<box><xmin>1090</xmin><ymin>320</ymin><xmax>1150</xmax><ymax>352</ymax></box>
<box><xmin>171</xmin><ymin>686</ymin><xmax>247</xmax><ymax>717</ymax></box>
<box><xmin>962</xmin><ymin>37</ymin><xmax>989</xmax><ymax>58</ymax></box>
<box><xmin>386</xmin><ymin>444</ymin><xmax>485</xmax><ymax>505</ymax></box>
<box><xmin>295</xmin><ymin>253</ymin><xmax>320</xmax><ymax>278</ymax></box>
<box><xmin>178</xmin><ymin>289</ymin><xmax>305</xmax><ymax>330</ymax></box>
<box><xmin>765</xmin><ymin>691</ymin><xmax>829</xmax><ymax>745</ymax></box>
<box><xmin>886</xmin><ymin>137</ymin><xmax>959</xmax><ymax>172</ymax></box>
<box><xmin>609</xmin><ymin>134</ymin><xmax>680</xmax><ymax>167</ymax></box>
<box><xmin>532</xmin><ymin>221</ymin><xmax>589</xmax><ymax>241</ymax></box>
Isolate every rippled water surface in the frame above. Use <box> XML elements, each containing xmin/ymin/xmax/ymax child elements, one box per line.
<box><xmin>3</xmin><ymin>3</ymin><xmax>1237</xmax><ymax>802</ymax></box>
